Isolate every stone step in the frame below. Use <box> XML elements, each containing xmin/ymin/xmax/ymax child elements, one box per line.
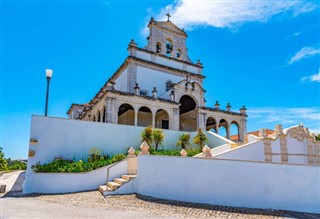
<box><xmin>114</xmin><ymin>178</ymin><xmax>128</xmax><ymax>185</ymax></box>
<box><xmin>107</xmin><ymin>181</ymin><xmax>121</xmax><ymax>191</ymax></box>
<box><xmin>121</xmin><ymin>175</ymin><xmax>137</xmax><ymax>181</ymax></box>
<box><xmin>98</xmin><ymin>185</ymin><xmax>113</xmax><ymax>194</ymax></box>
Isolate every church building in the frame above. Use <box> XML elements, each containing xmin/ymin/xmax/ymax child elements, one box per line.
<box><xmin>67</xmin><ymin>16</ymin><xmax>248</xmax><ymax>142</ymax></box>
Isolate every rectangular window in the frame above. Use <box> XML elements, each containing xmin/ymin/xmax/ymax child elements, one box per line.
<box><xmin>162</xmin><ymin>120</ymin><xmax>169</xmax><ymax>129</ymax></box>
<box><xmin>140</xmin><ymin>89</ymin><xmax>148</xmax><ymax>96</ymax></box>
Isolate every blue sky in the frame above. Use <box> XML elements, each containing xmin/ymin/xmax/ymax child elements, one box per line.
<box><xmin>1</xmin><ymin>0</ymin><xmax>319</xmax><ymax>159</ymax></box>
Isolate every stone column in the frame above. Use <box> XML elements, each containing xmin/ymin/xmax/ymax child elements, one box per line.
<box><xmin>172</xmin><ymin>108</ymin><xmax>179</xmax><ymax>131</ymax></box>
<box><xmin>134</xmin><ymin>110</ymin><xmax>138</xmax><ymax>126</ymax></box>
<box><xmin>105</xmin><ymin>97</ymin><xmax>113</xmax><ymax>123</ymax></box>
<box><xmin>197</xmin><ymin>112</ymin><xmax>206</xmax><ymax>131</ymax></box>
<box><xmin>264</xmin><ymin>139</ymin><xmax>272</xmax><ymax>162</ymax></box>
<box><xmin>226</xmin><ymin>126</ymin><xmax>230</xmax><ymax>139</ymax></box>
<box><xmin>239</xmin><ymin>117</ymin><xmax>247</xmax><ymax>143</ymax></box>
<box><xmin>152</xmin><ymin>111</ymin><xmax>156</xmax><ymax>128</ymax></box>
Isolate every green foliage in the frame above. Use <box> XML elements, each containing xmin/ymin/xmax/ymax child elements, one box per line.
<box><xmin>32</xmin><ymin>153</ymin><xmax>126</xmax><ymax>173</ymax></box>
<box><xmin>0</xmin><ymin>147</ymin><xmax>8</xmax><ymax>171</ymax></box>
<box><xmin>193</xmin><ymin>128</ymin><xmax>208</xmax><ymax>150</ymax></box>
<box><xmin>141</xmin><ymin>126</ymin><xmax>154</xmax><ymax>145</ymax></box>
<box><xmin>148</xmin><ymin>148</ymin><xmax>202</xmax><ymax>157</ymax></box>
<box><xmin>7</xmin><ymin>162</ymin><xmax>27</xmax><ymax>170</ymax></box>
<box><xmin>153</xmin><ymin>129</ymin><xmax>165</xmax><ymax>151</ymax></box>
<box><xmin>87</xmin><ymin>147</ymin><xmax>102</xmax><ymax>162</ymax></box>
<box><xmin>176</xmin><ymin>134</ymin><xmax>191</xmax><ymax>149</ymax></box>
<box><xmin>315</xmin><ymin>133</ymin><xmax>320</xmax><ymax>141</ymax></box>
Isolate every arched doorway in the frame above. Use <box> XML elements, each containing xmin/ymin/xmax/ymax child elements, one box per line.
<box><xmin>138</xmin><ymin>106</ymin><xmax>152</xmax><ymax>127</ymax></box>
<box><xmin>155</xmin><ymin>109</ymin><xmax>169</xmax><ymax>129</ymax></box>
<box><xmin>206</xmin><ymin>117</ymin><xmax>217</xmax><ymax>132</ymax></box>
<box><xmin>179</xmin><ymin>95</ymin><xmax>197</xmax><ymax>131</ymax></box>
<box><xmin>230</xmin><ymin>121</ymin><xmax>240</xmax><ymax>142</ymax></box>
<box><xmin>118</xmin><ymin>104</ymin><xmax>134</xmax><ymax>125</ymax></box>
<box><xmin>218</xmin><ymin>119</ymin><xmax>228</xmax><ymax>138</ymax></box>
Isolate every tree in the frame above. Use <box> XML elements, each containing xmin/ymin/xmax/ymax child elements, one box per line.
<box><xmin>176</xmin><ymin>134</ymin><xmax>190</xmax><ymax>149</ymax></box>
<box><xmin>153</xmin><ymin>129</ymin><xmax>165</xmax><ymax>151</ymax></box>
<box><xmin>193</xmin><ymin>128</ymin><xmax>209</xmax><ymax>150</ymax></box>
<box><xmin>315</xmin><ymin>133</ymin><xmax>320</xmax><ymax>141</ymax></box>
<box><xmin>0</xmin><ymin>147</ymin><xmax>8</xmax><ymax>171</ymax></box>
<box><xmin>141</xmin><ymin>126</ymin><xmax>153</xmax><ymax>146</ymax></box>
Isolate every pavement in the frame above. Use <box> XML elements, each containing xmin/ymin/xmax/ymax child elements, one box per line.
<box><xmin>0</xmin><ymin>171</ymin><xmax>319</xmax><ymax>219</ymax></box>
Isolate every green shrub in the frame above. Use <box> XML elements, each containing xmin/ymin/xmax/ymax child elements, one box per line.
<box><xmin>176</xmin><ymin>134</ymin><xmax>190</xmax><ymax>149</ymax></box>
<box><xmin>141</xmin><ymin>126</ymin><xmax>153</xmax><ymax>146</ymax></box>
<box><xmin>32</xmin><ymin>153</ymin><xmax>126</xmax><ymax>173</ymax></box>
<box><xmin>193</xmin><ymin>128</ymin><xmax>208</xmax><ymax>150</ymax></box>
<box><xmin>8</xmin><ymin>162</ymin><xmax>27</xmax><ymax>170</ymax></box>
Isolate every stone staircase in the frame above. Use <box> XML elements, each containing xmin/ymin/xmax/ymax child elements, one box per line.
<box><xmin>99</xmin><ymin>174</ymin><xmax>137</xmax><ymax>195</ymax></box>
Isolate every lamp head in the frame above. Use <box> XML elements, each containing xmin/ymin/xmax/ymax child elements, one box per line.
<box><xmin>46</xmin><ymin>69</ymin><xmax>53</xmax><ymax>78</ymax></box>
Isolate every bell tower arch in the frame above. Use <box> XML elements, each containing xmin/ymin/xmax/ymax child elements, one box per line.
<box><xmin>145</xmin><ymin>16</ymin><xmax>191</xmax><ymax>62</ymax></box>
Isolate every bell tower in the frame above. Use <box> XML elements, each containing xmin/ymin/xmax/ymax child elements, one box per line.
<box><xmin>145</xmin><ymin>15</ymin><xmax>192</xmax><ymax>63</ymax></box>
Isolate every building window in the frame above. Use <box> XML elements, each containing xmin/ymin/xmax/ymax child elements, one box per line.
<box><xmin>177</xmin><ymin>49</ymin><xmax>181</xmax><ymax>59</ymax></box>
<box><xmin>140</xmin><ymin>89</ymin><xmax>149</xmax><ymax>96</ymax></box>
<box><xmin>166</xmin><ymin>39</ymin><xmax>173</xmax><ymax>56</ymax></box>
<box><xmin>156</xmin><ymin>42</ymin><xmax>161</xmax><ymax>53</ymax></box>
<box><xmin>166</xmin><ymin>80</ymin><xmax>173</xmax><ymax>91</ymax></box>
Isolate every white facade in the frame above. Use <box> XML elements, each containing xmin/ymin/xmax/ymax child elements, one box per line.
<box><xmin>136</xmin><ymin>155</ymin><xmax>320</xmax><ymax>214</ymax></box>
<box><xmin>67</xmin><ymin>18</ymin><xmax>247</xmax><ymax>142</ymax></box>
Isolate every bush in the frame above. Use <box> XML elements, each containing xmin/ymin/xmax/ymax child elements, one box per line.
<box><xmin>176</xmin><ymin>134</ymin><xmax>190</xmax><ymax>149</ymax></box>
<box><xmin>32</xmin><ymin>153</ymin><xmax>126</xmax><ymax>173</ymax></box>
<box><xmin>193</xmin><ymin>128</ymin><xmax>208</xmax><ymax>150</ymax></box>
<box><xmin>141</xmin><ymin>126</ymin><xmax>153</xmax><ymax>146</ymax></box>
<box><xmin>8</xmin><ymin>162</ymin><xmax>27</xmax><ymax>170</ymax></box>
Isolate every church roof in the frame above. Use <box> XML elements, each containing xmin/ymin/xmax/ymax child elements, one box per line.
<box><xmin>148</xmin><ymin>19</ymin><xmax>187</xmax><ymax>37</ymax></box>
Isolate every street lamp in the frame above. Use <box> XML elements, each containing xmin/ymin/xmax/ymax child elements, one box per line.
<box><xmin>44</xmin><ymin>69</ymin><xmax>53</xmax><ymax>116</ymax></box>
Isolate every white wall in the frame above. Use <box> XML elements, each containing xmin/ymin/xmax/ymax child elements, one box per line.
<box><xmin>23</xmin><ymin>159</ymin><xmax>126</xmax><ymax>194</ymax></box>
<box><xmin>136</xmin><ymin>66</ymin><xmax>184</xmax><ymax>97</ymax></box>
<box><xmin>27</xmin><ymin>116</ymin><xmax>227</xmax><ymax>167</ymax></box>
<box><xmin>114</xmin><ymin>68</ymin><xmax>128</xmax><ymax>91</ymax></box>
<box><xmin>215</xmin><ymin>141</ymin><xmax>265</xmax><ymax>161</ymax></box>
<box><xmin>137</xmin><ymin>155</ymin><xmax>320</xmax><ymax>213</ymax></box>
<box><xmin>135</xmin><ymin>50</ymin><xmax>199</xmax><ymax>75</ymax></box>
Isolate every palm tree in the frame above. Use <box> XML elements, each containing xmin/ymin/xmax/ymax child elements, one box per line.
<box><xmin>193</xmin><ymin>128</ymin><xmax>208</xmax><ymax>150</ymax></box>
<box><xmin>176</xmin><ymin>134</ymin><xmax>190</xmax><ymax>149</ymax></box>
<box><xmin>141</xmin><ymin>126</ymin><xmax>153</xmax><ymax>146</ymax></box>
<box><xmin>153</xmin><ymin>129</ymin><xmax>165</xmax><ymax>151</ymax></box>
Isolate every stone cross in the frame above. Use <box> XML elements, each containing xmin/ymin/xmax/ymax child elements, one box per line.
<box><xmin>166</xmin><ymin>13</ymin><xmax>171</xmax><ymax>21</ymax></box>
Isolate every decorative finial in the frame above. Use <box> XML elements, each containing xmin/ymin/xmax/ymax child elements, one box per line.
<box><xmin>166</xmin><ymin>13</ymin><xmax>171</xmax><ymax>21</ymax></box>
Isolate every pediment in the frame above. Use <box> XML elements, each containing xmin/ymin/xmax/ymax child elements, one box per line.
<box><xmin>153</xmin><ymin>21</ymin><xmax>187</xmax><ymax>37</ymax></box>
<box><xmin>173</xmin><ymin>79</ymin><xmax>205</xmax><ymax>92</ymax></box>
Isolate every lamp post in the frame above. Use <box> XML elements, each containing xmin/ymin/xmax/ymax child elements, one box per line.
<box><xmin>44</xmin><ymin>69</ymin><xmax>53</xmax><ymax>116</ymax></box>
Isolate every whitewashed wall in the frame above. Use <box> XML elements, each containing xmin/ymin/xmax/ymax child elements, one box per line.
<box><xmin>27</xmin><ymin>116</ymin><xmax>226</xmax><ymax>167</ymax></box>
<box><xmin>136</xmin><ymin>66</ymin><xmax>184</xmax><ymax>97</ymax></box>
<box><xmin>114</xmin><ymin>68</ymin><xmax>128</xmax><ymax>91</ymax></box>
<box><xmin>23</xmin><ymin>160</ymin><xmax>127</xmax><ymax>194</ymax></box>
<box><xmin>215</xmin><ymin>141</ymin><xmax>265</xmax><ymax>161</ymax></box>
<box><xmin>137</xmin><ymin>155</ymin><xmax>320</xmax><ymax>213</ymax></box>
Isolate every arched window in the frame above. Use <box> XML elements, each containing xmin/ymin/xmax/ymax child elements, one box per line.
<box><xmin>177</xmin><ymin>49</ymin><xmax>181</xmax><ymax>59</ymax></box>
<box><xmin>166</xmin><ymin>39</ymin><xmax>173</xmax><ymax>56</ymax></box>
<box><xmin>156</xmin><ymin>42</ymin><xmax>161</xmax><ymax>53</ymax></box>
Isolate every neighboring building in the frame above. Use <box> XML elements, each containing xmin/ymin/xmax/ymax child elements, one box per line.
<box><xmin>67</xmin><ymin>16</ymin><xmax>248</xmax><ymax>142</ymax></box>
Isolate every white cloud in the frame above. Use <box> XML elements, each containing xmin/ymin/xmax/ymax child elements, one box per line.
<box><xmin>288</xmin><ymin>47</ymin><xmax>320</xmax><ymax>64</ymax></box>
<box><xmin>301</xmin><ymin>69</ymin><xmax>320</xmax><ymax>83</ymax></box>
<box><xmin>154</xmin><ymin>0</ymin><xmax>318</xmax><ymax>31</ymax></box>
<box><xmin>248</xmin><ymin>107</ymin><xmax>320</xmax><ymax>132</ymax></box>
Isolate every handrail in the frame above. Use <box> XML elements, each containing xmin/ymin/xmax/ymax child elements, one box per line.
<box><xmin>106</xmin><ymin>158</ymin><xmax>127</xmax><ymax>184</ymax></box>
